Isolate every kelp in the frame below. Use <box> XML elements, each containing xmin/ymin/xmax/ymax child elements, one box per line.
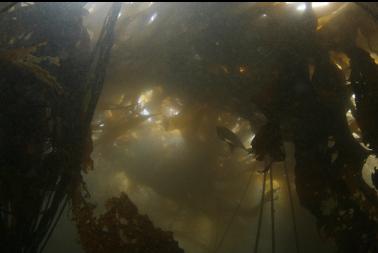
<box><xmin>347</xmin><ymin>46</ymin><xmax>378</xmax><ymax>153</ymax></box>
<box><xmin>1</xmin><ymin>2</ymin><xmax>378</xmax><ymax>253</ymax></box>
<box><xmin>0</xmin><ymin>3</ymin><xmax>91</xmax><ymax>253</ymax></box>
<box><xmin>72</xmin><ymin>182</ymin><xmax>184</xmax><ymax>253</ymax></box>
<box><xmin>0</xmin><ymin>43</ymin><xmax>63</xmax><ymax>94</ymax></box>
<box><xmin>106</xmin><ymin>3</ymin><xmax>378</xmax><ymax>249</ymax></box>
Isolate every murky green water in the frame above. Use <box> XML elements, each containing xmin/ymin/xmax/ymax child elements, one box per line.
<box><xmin>1</xmin><ymin>2</ymin><xmax>377</xmax><ymax>253</ymax></box>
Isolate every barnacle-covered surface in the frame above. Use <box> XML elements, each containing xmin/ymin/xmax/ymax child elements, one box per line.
<box><xmin>1</xmin><ymin>2</ymin><xmax>377</xmax><ymax>253</ymax></box>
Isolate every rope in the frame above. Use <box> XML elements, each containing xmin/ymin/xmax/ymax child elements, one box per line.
<box><xmin>253</xmin><ymin>158</ymin><xmax>270</xmax><ymax>253</ymax></box>
<box><xmin>213</xmin><ymin>168</ymin><xmax>255</xmax><ymax>253</ymax></box>
<box><xmin>269</xmin><ymin>164</ymin><xmax>276</xmax><ymax>253</ymax></box>
<box><xmin>283</xmin><ymin>159</ymin><xmax>300</xmax><ymax>253</ymax></box>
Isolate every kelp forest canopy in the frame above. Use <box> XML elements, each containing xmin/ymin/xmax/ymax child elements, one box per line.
<box><xmin>0</xmin><ymin>2</ymin><xmax>377</xmax><ymax>253</ymax></box>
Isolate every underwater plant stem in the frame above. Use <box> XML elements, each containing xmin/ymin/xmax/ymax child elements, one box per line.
<box><xmin>269</xmin><ymin>165</ymin><xmax>275</xmax><ymax>253</ymax></box>
<box><xmin>253</xmin><ymin>160</ymin><xmax>269</xmax><ymax>253</ymax></box>
<box><xmin>83</xmin><ymin>2</ymin><xmax>122</xmax><ymax>134</ymax></box>
<box><xmin>284</xmin><ymin>160</ymin><xmax>300</xmax><ymax>253</ymax></box>
<box><xmin>213</xmin><ymin>167</ymin><xmax>255</xmax><ymax>253</ymax></box>
<box><xmin>38</xmin><ymin>195</ymin><xmax>69</xmax><ymax>253</ymax></box>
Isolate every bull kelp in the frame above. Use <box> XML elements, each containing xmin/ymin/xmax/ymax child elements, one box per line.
<box><xmin>0</xmin><ymin>2</ymin><xmax>377</xmax><ymax>253</ymax></box>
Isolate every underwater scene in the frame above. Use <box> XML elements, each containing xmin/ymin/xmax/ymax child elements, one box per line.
<box><xmin>0</xmin><ymin>2</ymin><xmax>377</xmax><ymax>253</ymax></box>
